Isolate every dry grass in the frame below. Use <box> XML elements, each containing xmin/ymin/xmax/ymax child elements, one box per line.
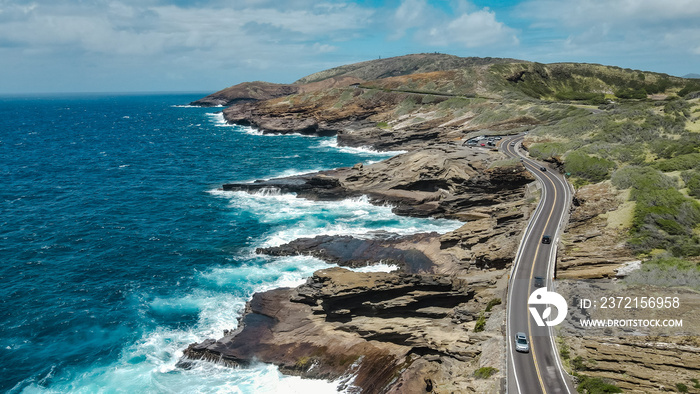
<box><xmin>604</xmin><ymin>199</ymin><xmax>635</xmax><ymax>230</ymax></box>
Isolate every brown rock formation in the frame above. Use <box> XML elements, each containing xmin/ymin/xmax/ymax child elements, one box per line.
<box><xmin>182</xmin><ymin>138</ymin><xmax>534</xmax><ymax>392</ymax></box>
<box><xmin>558</xmin><ymin>182</ymin><xmax>635</xmax><ymax>279</ymax></box>
<box><xmin>182</xmin><ymin>54</ymin><xmax>700</xmax><ymax>392</ymax></box>
<box><xmin>223</xmin><ymin>145</ymin><xmax>534</xmax><ymax>221</ymax></box>
<box><xmin>179</xmin><ymin>55</ymin><xmax>554</xmax><ymax>392</ymax></box>
<box><xmin>191</xmin><ymin>77</ymin><xmax>365</xmax><ymax>107</ymax></box>
<box><xmin>190</xmin><ymin>81</ymin><xmax>300</xmax><ymax>107</ymax></box>
<box><xmin>183</xmin><ymin>268</ymin><xmax>509</xmax><ymax>393</ymax></box>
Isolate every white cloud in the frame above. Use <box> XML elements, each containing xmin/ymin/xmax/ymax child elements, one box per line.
<box><xmin>517</xmin><ymin>0</ymin><xmax>700</xmax><ymax>58</ymax></box>
<box><xmin>440</xmin><ymin>8</ymin><xmax>518</xmax><ymax>47</ymax></box>
<box><xmin>521</xmin><ymin>0</ymin><xmax>700</xmax><ymax>27</ymax></box>
<box><xmin>312</xmin><ymin>42</ymin><xmax>338</xmax><ymax>53</ymax></box>
<box><xmin>391</xmin><ymin>0</ymin><xmax>430</xmax><ymax>39</ymax></box>
<box><xmin>0</xmin><ymin>1</ymin><xmax>373</xmax><ymax>56</ymax></box>
<box><xmin>0</xmin><ymin>0</ymin><xmax>381</xmax><ymax>92</ymax></box>
<box><xmin>390</xmin><ymin>0</ymin><xmax>518</xmax><ymax>49</ymax></box>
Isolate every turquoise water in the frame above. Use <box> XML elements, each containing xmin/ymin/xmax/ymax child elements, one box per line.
<box><xmin>0</xmin><ymin>93</ymin><xmax>461</xmax><ymax>393</ymax></box>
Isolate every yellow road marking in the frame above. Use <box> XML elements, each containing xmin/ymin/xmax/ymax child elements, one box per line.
<box><xmin>525</xmin><ymin>161</ymin><xmax>558</xmax><ymax>394</ymax></box>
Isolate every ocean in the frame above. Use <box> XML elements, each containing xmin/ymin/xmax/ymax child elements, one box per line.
<box><xmin>0</xmin><ymin>93</ymin><xmax>461</xmax><ymax>393</ymax></box>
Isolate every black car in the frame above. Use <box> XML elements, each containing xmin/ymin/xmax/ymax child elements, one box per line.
<box><xmin>534</xmin><ymin>276</ymin><xmax>545</xmax><ymax>288</ymax></box>
<box><xmin>542</xmin><ymin>235</ymin><xmax>551</xmax><ymax>244</ymax></box>
<box><xmin>540</xmin><ymin>166</ymin><xmax>547</xmax><ymax>172</ymax></box>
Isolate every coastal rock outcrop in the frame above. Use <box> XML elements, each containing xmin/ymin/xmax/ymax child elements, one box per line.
<box><xmin>185</xmin><ymin>53</ymin><xmax>700</xmax><ymax>392</ymax></box>
<box><xmin>184</xmin><ymin>138</ymin><xmax>534</xmax><ymax>391</ymax></box>
<box><xmin>190</xmin><ymin>76</ymin><xmax>366</xmax><ymax>107</ymax></box>
<box><xmin>256</xmin><ymin>233</ymin><xmax>438</xmax><ymax>274</ymax></box>
<box><xmin>183</xmin><ymin>267</ymin><xmax>508</xmax><ymax>393</ymax></box>
<box><xmin>190</xmin><ymin>81</ymin><xmax>300</xmax><ymax>107</ymax></box>
<box><xmin>557</xmin><ymin>182</ymin><xmax>634</xmax><ymax>278</ymax></box>
<box><xmin>223</xmin><ymin>145</ymin><xmax>535</xmax><ymax>221</ymax></box>
<box><xmin>182</xmin><ymin>55</ymin><xmax>546</xmax><ymax>392</ymax></box>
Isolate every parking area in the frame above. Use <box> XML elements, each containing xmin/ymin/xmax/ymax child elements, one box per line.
<box><xmin>463</xmin><ymin>135</ymin><xmax>504</xmax><ymax>147</ymax></box>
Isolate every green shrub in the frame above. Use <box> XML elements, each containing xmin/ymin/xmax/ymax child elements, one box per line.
<box><xmin>474</xmin><ymin>312</ymin><xmax>486</xmax><ymax>332</ymax></box>
<box><xmin>615</xmin><ymin>87</ymin><xmax>647</xmax><ymax>99</ymax></box>
<box><xmin>676</xmin><ymin>382</ymin><xmax>688</xmax><ymax>393</ymax></box>
<box><xmin>395</xmin><ymin>97</ymin><xmax>417</xmax><ymax>116</ymax></box>
<box><xmin>564</xmin><ymin>151</ymin><xmax>616</xmax><ymax>183</ymax></box>
<box><xmin>611</xmin><ymin>166</ymin><xmax>700</xmax><ymax>255</ymax></box>
<box><xmin>679</xmin><ymin>80</ymin><xmax>700</xmax><ymax>97</ymax></box>
<box><xmin>376</xmin><ymin>121</ymin><xmax>390</xmax><ymax>129</ymax></box>
<box><xmin>650</xmin><ymin>139</ymin><xmax>698</xmax><ymax>160</ymax></box>
<box><xmin>529</xmin><ymin>142</ymin><xmax>569</xmax><ymax>160</ymax></box>
<box><xmin>609</xmin><ymin>143</ymin><xmax>646</xmax><ymax>164</ymax></box>
<box><xmin>559</xmin><ymin>340</ymin><xmax>570</xmax><ymax>360</ymax></box>
<box><xmin>611</xmin><ymin>166</ymin><xmax>677</xmax><ymax>190</ymax></box>
<box><xmin>654</xmin><ymin>153</ymin><xmax>700</xmax><ymax>172</ymax></box>
<box><xmin>484</xmin><ymin>298</ymin><xmax>502</xmax><ymax>312</ymax></box>
<box><xmin>576</xmin><ymin>375</ymin><xmax>623</xmax><ymax>393</ymax></box>
<box><xmin>681</xmin><ymin>170</ymin><xmax>700</xmax><ymax>198</ymax></box>
<box><xmin>625</xmin><ymin>263</ymin><xmax>700</xmax><ymax>290</ymax></box>
<box><xmin>437</xmin><ymin>97</ymin><xmax>471</xmax><ymax>110</ymax></box>
<box><xmin>474</xmin><ymin>366</ymin><xmax>498</xmax><ymax>379</ymax></box>
<box><xmin>488</xmin><ymin>159</ymin><xmax>520</xmax><ymax>169</ymax></box>
<box><xmin>572</xmin><ymin>356</ymin><xmax>587</xmax><ymax>371</ymax></box>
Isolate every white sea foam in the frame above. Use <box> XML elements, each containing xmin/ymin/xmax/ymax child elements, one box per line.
<box><xmin>210</xmin><ymin>190</ymin><xmax>462</xmax><ymax>248</ymax></box>
<box><xmin>170</xmin><ymin>104</ymin><xmax>201</xmax><ymax>108</ymax></box>
<box><xmin>205</xmin><ymin>113</ymin><xmax>263</xmax><ymax>135</ymax></box>
<box><xmin>217</xmin><ymin>167</ymin><xmax>331</xmax><ymax>185</ymax></box>
<box><xmin>31</xmin><ymin>108</ymin><xmax>454</xmax><ymax>392</ymax></box>
<box><xmin>314</xmin><ymin>138</ymin><xmax>406</xmax><ymax>156</ymax></box>
<box><xmin>347</xmin><ymin>263</ymin><xmax>400</xmax><ymax>273</ymax></box>
<box><xmin>25</xmin><ymin>255</ymin><xmax>346</xmax><ymax>393</ymax></box>
<box><xmin>199</xmin><ymin>255</ymin><xmax>330</xmax><ymax>295</ymax></box>
<box><xmin>27</xmin><ymin>196</ymin><xmax>458</xmax><ymax>393</ymax></box>
<box><xmin>205</xmin><ymin>113</ymin><xmax>322</xmax><ymax>138</ymax></box>
<box><xmin>260</xmin><ymin>167</ymin><xmax>328</xmax><ymax>181</ymax></box>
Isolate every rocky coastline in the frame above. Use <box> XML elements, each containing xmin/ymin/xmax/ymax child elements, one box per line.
<box><xmin>179</xmin><ymin>59</ymin><xmax>543</xmax><ymax>392</ymax></box>
<box><xmin>179</xmin><ymin>54</ymin><xmax>700</xmax><ymax>392</ymax></box>
<box><xmin>181</xmin><ymin>132</ymin><xmax>535</xmax><ymax>392</ymax></box>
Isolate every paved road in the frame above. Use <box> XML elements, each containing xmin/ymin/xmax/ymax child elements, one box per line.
<box><xmin>501</xmin><ymin>136</ymin><xmax>576</xmax><ymax>394</ymax></box>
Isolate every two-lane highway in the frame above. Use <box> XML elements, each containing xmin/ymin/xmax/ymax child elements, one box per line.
<box><xmin>502</xmin><ymin>136</ymin><xmax>576</xmax><ymax>394</ymax></box>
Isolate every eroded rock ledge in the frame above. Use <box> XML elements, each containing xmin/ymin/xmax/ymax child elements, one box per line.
<box><xmin>222</xmin><ymin>145</ymin><xmax>534</xmax><ymax>221</ymax></box>
<box><xmin>181</xmin><ymin>142</ymin><xmax>535</xmax><ymax>392</ymax></box>
<box><xmin>182</xmin><ymin>267</ymin><xmax>508</xmax><ymax>393</ymax></box>
<box><xmin>182</xmin><ymin>71</ymin><xmax>540</xmax><ymax>392</ymax></box>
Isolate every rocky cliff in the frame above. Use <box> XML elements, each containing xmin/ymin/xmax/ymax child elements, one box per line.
<box><xmin>184</xmin><ymin>132</ymin><xmax>536</xmax><ymax>391</ymax></box>
<box><xmin>184</xmin><ymin>54</ymin><xmax>700</xmax><ymax>392</ymax></box>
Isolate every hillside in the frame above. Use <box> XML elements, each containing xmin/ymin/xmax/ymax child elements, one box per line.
<box><xmin>205</xmin><ymin>56</ymin><xmax>700</xmax><ymax>267</ymax></box>
<box><xmin>293</xmin><ymin>53</ymin><xmax>523</xmax><ymax>84</ymax></box>
<box><xmin>190</xmin><ymin>54</ymin><xmax>700</xmax><ymax>392</ymax></box>
<box><xmin>192</xmin><ymin>54</ymin><xmax>523</xmax><ymax>106</ymax></box>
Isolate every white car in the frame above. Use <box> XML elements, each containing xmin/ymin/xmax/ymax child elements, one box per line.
<box><xmin>515</xmin><ymin>332</ymin><xmax>530</xmax><ymax>353</ymax></box>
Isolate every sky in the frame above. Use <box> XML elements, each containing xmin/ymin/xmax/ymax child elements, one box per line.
<box><xmin>1</xmin><ymin>0</ymin><xmax>700</xmax><ymax>94</ymax></box>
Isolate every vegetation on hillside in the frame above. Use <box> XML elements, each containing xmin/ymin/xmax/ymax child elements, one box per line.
<box><xmin>206</xmin><ymin>54</ymin><xmax>700</xmax><ymax>269</ymax></box>
<box><xmin>319</xmin><ymin>59</ymin><xmax>700</xmax><ymax>265</ymax></box>
<box><xmin>504</xmin><ymin>61</ymin><xmax>700</xmax><ymax>266</ymax></box>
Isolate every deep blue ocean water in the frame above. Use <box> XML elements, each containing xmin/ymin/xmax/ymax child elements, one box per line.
<box><xmin>0</xmin><ymin>93</ymin><xmax>461</xmax><ymax>393</ymax></box>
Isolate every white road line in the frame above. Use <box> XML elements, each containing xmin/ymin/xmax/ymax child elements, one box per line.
<box><xmin>506</xmin><ymin>136</ymin><xmax>574</xmax><ymax>394</ymax></box>
<box><xmin>505</xmin><ymin>137</ymin><xmax>549</xmax><ymax>394</ymax></box>
<box><xmin>545</xmin><ymin>171</ymin><xmax>574</xmax><ymax>394</ymax></box>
